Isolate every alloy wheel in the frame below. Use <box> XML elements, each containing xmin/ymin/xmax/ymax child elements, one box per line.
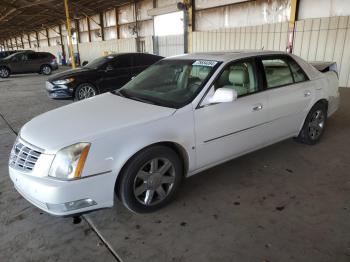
<box><xmin>0</xmin><ymin>68</ymin><xmax>9</xmax><ymax>78</ymax></box>
<box><xmin>78</xmin><ymin>85</ymin><xmax>96</xmax><ymax>100</ymax></box>
<box><xmin>42</xmin><ymin>66</ymin><xmax>51</xmax><ymax>75</ymax></box>
<box><xmin>133</xmin><ymin>158</ymin><xmax>176</xmax><ymax>206</ymax></box>
<box><xmin>308</xmin><ymin>109</ymin><xmax>325</xmax><ymax>140</ymax></box>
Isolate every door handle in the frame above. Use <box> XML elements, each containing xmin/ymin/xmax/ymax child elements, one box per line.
<box><xmin>252</xmin><ymin>104</ymin><xmax>263</xmax><ymax>111</ymax></box>
<box><xmin>304</xmin><ymin>91</ymin><xmax>311</xmax><ymax>97</ymax></box>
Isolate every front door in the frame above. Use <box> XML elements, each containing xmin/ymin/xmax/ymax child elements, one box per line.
<box><xmin>8</xmin><ymin>53</ymin><xmax>27</xmax><ymax>73</ymax></box>
<box><xmin>100</xmin><ymin>55</ymin><xmax>134</xmax><ymax>92</ymax></box>
<box><xmin>194</xmin><ymin>59</ymin><xmax>270</xmax><ymax>169</ymax></box>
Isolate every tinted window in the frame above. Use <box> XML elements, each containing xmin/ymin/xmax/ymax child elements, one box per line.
<box><xmin>84</xmin><ymin>56</ymin><xmax>114</xmax><ymax>69</ymax></box>
<box><xmin>214</xmin><ymin>60</ymin><xmax>258</xmax><ymax>97</ymax></box>
<box><xmin>262</xmin><ymin>58</ymin><xmax>294</xmax><ymax>88</ymax></box>
<box><xmin>37</xmin><ymin>53</ymin><xmax>50</xmax><ymax>59</ymax></box>
<box><xmin>113</xmin><ymin>55</ymin><xmax>133</xmax><ymax>68</ymax></box>
<box><xmin>288</xmin><ymin>59</ymin><xmax>308</xmax><ymax>83</ymax></box>
<box><xmin>27</xmin><ymin>53</ymin><xmax>38</xmax><ymax>60</ymax></box>
<box><xmin>11</xmin><ymin>53</ymin><xmax>27</xmax><ymax>62</ymax></box>
<box><xmin>118</xmin><ymin>59</ymin><xmax>219</xmax><ymax>108</ymax></box>
<box><xmin>134</xmin><ymin>54</ymin><xmax>161</xmax><ymax>66</ymax></box>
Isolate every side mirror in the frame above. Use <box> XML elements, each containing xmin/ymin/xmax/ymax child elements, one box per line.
<box><xmin>82</xmin><ymin>61</ymin><xmax>88</xmax><ymax>66</ymax></box>
<box><xmin>208</xmin><ymin>88</ymin><xmax>237</xmax><ymax>104</ymax></box>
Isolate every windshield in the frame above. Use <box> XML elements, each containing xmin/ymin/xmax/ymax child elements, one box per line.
<box><xmin>84</xmin><ymin>55</ymin><xmax>114</xmax><ymax>69</ymax></box>
<box><xmin>117</xmin><ymin>59</ymin><xmax>219</xmax><ymax>108</ymax></box>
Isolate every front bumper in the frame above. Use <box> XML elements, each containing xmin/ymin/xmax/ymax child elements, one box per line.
<box><xmin>9</xmin><ymin>167</ymin><xmax>115</xmax><ymax>216</ymax></box>
<box><xmin>45</xmin><ymin>81</ymin><xmax>74</xmax><ymax>99</ymax></box>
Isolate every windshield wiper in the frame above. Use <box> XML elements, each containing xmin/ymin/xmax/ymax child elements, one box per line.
<box><xmin>128</xmin><ymin>96</ymin><xmax>156</xmax><ymax>105</ymax></box>
<box><xmin>112</xmin><ymin>90</ymin><xmax>125</xmax><ymax>97</ymax></box>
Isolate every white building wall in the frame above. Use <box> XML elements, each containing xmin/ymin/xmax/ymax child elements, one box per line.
<box><xmin>192</xmin><ymin>22</ymin><xmax>289</xmax><ymax>52</ymax></box>
<box><xmin>78</xmin><ymin>38</ymin><xmax>137</xmax><ymax>63</ymax></box>
<box><xmin>298</xmin><ymin>0</ymin><xmax>350</xmax><ymax>19</ymax></box>
<box><xmin>293</xmin><ymin>16</ymin><xmax>350</xmax><ymax>87</ymax></box>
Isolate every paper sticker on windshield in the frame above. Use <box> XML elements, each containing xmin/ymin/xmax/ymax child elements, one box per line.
<box><xmin>192</xmin><ymin>60</ymin><xmax>218</xmax><ymax>67</ymax></box>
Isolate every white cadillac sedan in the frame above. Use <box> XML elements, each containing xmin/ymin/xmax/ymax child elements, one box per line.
<box><xmin>9</xmin><ymin>51</ymin><xmax>339</xmax><ymax>216</ymax></box>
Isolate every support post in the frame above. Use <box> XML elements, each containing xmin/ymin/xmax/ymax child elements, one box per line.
<box><xmin>87</xmin><ymin>16</ymin><xmax>92</xmax><ymax>42</ymax></box>
<box><xmin>27</xmin><ymin>34</ymin><xmax>32</xmax><ymax>49</ymax></box>
<box><xmin>183</xmin><ymin>0</ymin><xmax>194</xmax><ymax>53</ymax></box>
<box><xmin>35</xmin><ymin>31</ymin><xmax>40</xmax><ymax>48</ymax></box>
<box><xmin>115</xmin><ymin>7</ymin><xmax>120</xmax><ymax>39</ymax></box>
<box><xmin>10</xmin><ymin>38</ymin><xmax>14</xmax><ymax>50</ymax></box>
<box><xmin>20</xmin><ymin>35</ymin><xmax>24</xmax><ymax>49</ymax></box>
<box><xmin>74</xmin><ymin>19</ymin><xmax>81</xmax><ymax>43</ymax></box>
<box><xmin>99</xmin><ymin>12</ymin><xmax>105</xmax><ymax>41</ymax></box>
<box><xmin>46</xmin><ymin>28</ymin><xmax>50</xmax><ymax>47</ymax></box>
<box><xmin>14</xmin><ymin>37</ymin><xmax>19</xmax><ymax>50</ymax></box>
<box><xmin>64</xmin><ymin>0</ymin><xmax>76</xmax><ymax>69</ymax></box>
<box><xmin>287</xmin><ymin>0</ymin><xmax>299</xmax><ymax>53</ymax></box>
<box><xmin>133</xmin><ymin>0</ymin><xmax>140</xmax><ymax>52</ymax></box>
<box><xmin>58</xmin><ymin>24</ymin><xmax>66</xmax><ymax>65</ymax></box>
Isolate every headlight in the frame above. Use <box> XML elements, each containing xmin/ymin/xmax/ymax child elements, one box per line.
<box><xmin>52</xmin><ymin>78</ymin><xmax>74</xmax><ymax>85</ymax></box>
<box><xmin>49</xmin><ymin>143</ymin><xmax>90</xmax><ymax>180</ymax></box>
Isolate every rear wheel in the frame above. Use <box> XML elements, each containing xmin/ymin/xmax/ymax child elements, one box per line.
<box><xmin>74</xmin><ymin>83</ymin><xmax>97</xmax><ymax>101</ymax></box>
<box><xmin>297</xmin><ymin>102</ymin><xmax>327</xmax><ymax>145</ymax></box>
<box><xmin>0</xmin><ymin>67</ymin><xmax>10</xmax><ymax>78</ymax></box>
<box><xmin>119</xmin><ymin>146</ymin><xmax>183</xmax><ymax>213</ymax></box>
<box><xmin>41</xmin><ymin>65</ymin><xmax>52</xmax><ymax>75</ymax></box>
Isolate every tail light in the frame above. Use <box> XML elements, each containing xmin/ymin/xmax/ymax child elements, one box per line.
<box><xmin>51</xmin><ymin>55</ymin><xmax>57</xmax><ymax>63</ymax></box>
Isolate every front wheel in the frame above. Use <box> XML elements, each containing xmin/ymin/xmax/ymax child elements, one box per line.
<box><xmin>41</xmin><ymin>65</ymin><xmax>52</xmax><ymax>75</ymax></box>
<box><xmin>0</xmin><ymin>67</ymin><xmax>10</xmax><ymax>78</ymax></box>
<box><xmin>297</xmin><ymin>103</ymin><xmax>327</xmax><ymax>145</ymax></box>
<box><xmin>119</xmin><ymin>146</ymin><xmax>183</xmax><ymax>213</ymax></box>
<box><xmin>74</xmin><ymin>83</ymin><xmax>97</xmax><ymax>101</ymax></box>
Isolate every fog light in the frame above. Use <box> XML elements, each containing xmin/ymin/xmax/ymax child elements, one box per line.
<box><xmin>46</xmin><ymin>198</ymin><xmax>97</xmax><ymax>213</ymax></box>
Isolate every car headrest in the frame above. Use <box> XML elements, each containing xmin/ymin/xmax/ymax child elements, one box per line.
<box><xmin>198</xmin><ymin>67</ymin><xmax>211</xmax><ymax>80</ymax></box>
<box><xmin>229</xmin><ymin>68</ymin><xmax>248</xmax><ymax>85</ymax></box>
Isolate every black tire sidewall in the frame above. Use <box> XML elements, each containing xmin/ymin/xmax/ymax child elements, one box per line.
<box><xmin>119</xmin><ymin>146</ymin><xmax>183</xmax><ymax>213</ymax></box>
<box><xmin>298</xmin><ymin>103</ymin><xmax>327</xmax><ymax>145</ymax></box>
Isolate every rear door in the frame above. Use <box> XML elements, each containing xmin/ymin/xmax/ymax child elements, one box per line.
<box><xmin>24</xmin><ymin>53</ymin><xmax>39</xmax><ymax>72</ymax></box>
<box><xmin>259</xmin><ymin>55</ymin><xmax>314</xmax><ymax>142</ymax></box>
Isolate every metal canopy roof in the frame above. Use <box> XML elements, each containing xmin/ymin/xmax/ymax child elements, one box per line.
<box><xmin>0</xmin><ymin>0</ymin><xmax>132</xmax><ymax>42</ymax></box>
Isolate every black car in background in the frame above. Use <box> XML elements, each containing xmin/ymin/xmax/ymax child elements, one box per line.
<box><xmin>0</xmin><ymin>51</ymin><xmax>58</xmax><ymax>78</ymax></box>
<box><xmin>46</xmin><ymin>53</ymin><xmax>163</xmax><ymax>100</ymax></box>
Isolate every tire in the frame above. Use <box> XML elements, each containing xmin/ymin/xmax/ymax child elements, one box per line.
<box><xmin>41</xmin><ymin>65</ymin><xmax>52</xmax><ymax>75</ymax></box>
<box><xmin>74</xmin><ymin>83</ymin><xmax>98</xmax><ymax>101</ymax></box>
<box><xmin>119</xmin><ymin>145</ymin><xmax>183</xmax><ymax>213</ymax></box>
<box><xmin>0</xmin><ymin>67</ymin><xmax>10</xmax><ymax>78</ymax></box>
<box><xmin>296</xmin><ymin>102</ymin><xmax>327</xmax><ymax>145</ymax></box>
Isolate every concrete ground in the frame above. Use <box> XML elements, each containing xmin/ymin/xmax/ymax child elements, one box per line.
<box><xmin>0</xmin><ymin>69</ymin><xmax>349</xmax><ymax>262</ymax></box>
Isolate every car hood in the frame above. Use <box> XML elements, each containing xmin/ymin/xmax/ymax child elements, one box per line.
<box><xmin>20</xmin><ymin>93</ymin><xmax>176</xmax><ymax>153</ymax></box>
<box><xmin>48</xmin><ymin>67</ymin><xmax>94</xmax><ymax>81</ymax></box>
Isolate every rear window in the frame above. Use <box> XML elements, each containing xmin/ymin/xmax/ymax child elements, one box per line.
<box><xmin>262</xmin><ymin>58</ymin><xmax>294</xmax><ymax>88</ymax></box>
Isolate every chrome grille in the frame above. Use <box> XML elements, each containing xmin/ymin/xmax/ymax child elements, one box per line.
<box><xmin>9</xmin><ymin>141</ymin><xmax>42</xmax><ymax>172</ymax></box>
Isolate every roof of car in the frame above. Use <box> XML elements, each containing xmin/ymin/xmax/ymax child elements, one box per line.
<box><xmin>165</xmin><ymin>50</ymin><xmax>289</xmax><ymax>62</ymax></box>
<box><xmin>104</xmin><ymin>52</ymin><xmax>163</xmax><ymax>58</ymax></box>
